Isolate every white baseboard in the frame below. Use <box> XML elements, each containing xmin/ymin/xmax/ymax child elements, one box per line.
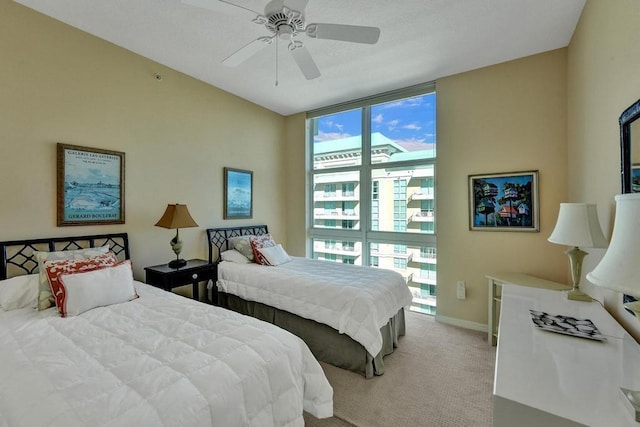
<box><xmin>435</xmin><ymin>314</ymin><xmax>488</xmax><ymax>333</ymax></box>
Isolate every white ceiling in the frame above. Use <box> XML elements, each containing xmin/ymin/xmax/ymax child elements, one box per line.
<box><xmin>14</xmin><ymin>0</ymin><xmax>586</xmax><ymax>116</ymax></box>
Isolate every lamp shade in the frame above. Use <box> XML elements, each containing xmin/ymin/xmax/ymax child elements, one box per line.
<box><xmin>587</xmin><ymin>193</ymin><xmax>640</xmax><ymax>296</ymax></box>
<box><xmin>154</xmin><ymin>204</ymin><xmax>198</xmax><ymax>229</ymax></box>
<box><xmin>548</xmin><ymin>203</ymin><xmax>608</xmax><ymax>248</ymax></box>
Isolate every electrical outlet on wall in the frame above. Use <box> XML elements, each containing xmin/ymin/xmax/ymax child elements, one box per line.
<box><xmin>457</xmin><ymin>281</ymin><xmax>466</xmax><ymax>300</ymax></box>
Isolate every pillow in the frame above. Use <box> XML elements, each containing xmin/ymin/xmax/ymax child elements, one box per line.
<box><xmin>228</xmin><ymin>236</ymin><xmax>254</xmax><ymax>261</ymax></box>
<box><xmin>55</xmin><ymin>260</ymin><xmax>138</xmax><ymax>317</ymax></box>
<box><xmin>0</xmin><ymin>274</ymin><xmax>39</xmax><ymax>311</ymax></box>
<box><xmin>249</xmin><ymin>234</ymin><xmax>276</xmax><ymax>265</ymax></box>
<box><xmin>257</xmin><ymin>244</ymin><xmax>292</xmax><ymax>266</ymax></box>
<box><xmin>220</xmin><ymin>249</ymin><xmax>251</xmax><ymax>264</ymax></box>
<box><xmin>44</xmin><ymin>252</ymin><xmax>119</xmax><ymax>316</ymax></box>
<box><xmin>35</xmin><ymin>245</ymin><xmax>110</xmax><ymax>310</ymax></box>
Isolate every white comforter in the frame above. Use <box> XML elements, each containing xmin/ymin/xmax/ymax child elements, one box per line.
<box><xmin>217</xmin><ymin>257</ymin><xmax>414</xmax><ymax>356</ymax></box>
<box><xmin>0</xmin><ymin>282</ymin><xmax>332</xmax><ymax>427</ymax></box>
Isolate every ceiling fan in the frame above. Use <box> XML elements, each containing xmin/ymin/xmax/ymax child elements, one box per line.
<box><xmin>184</xmin><ymin>0</ymin><xmax>381</xmax><ymax>81</ymax></box>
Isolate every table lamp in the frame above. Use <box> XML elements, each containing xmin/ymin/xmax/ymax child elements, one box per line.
<box><xmin>586</xmin><ymin>193</ymin><xmax>640</xmax><ymax>421</ymax></box>
<box><xmin>154</xmin><ymin>203</ymin><xmax>199</xmax><ymax>268</ymax></box>
<box><xmin>548</xmin><ymin>203</ymin><xmax>608</xmax><ymax>301</ymax></box>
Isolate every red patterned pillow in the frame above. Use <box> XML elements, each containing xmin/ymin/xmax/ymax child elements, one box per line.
<box><xmin>45</xmin><ymin>252</ymin><xmax>118</xmax><ymax>316</ymax></box>
<box><xmin>250</xmin><ymin>234</ymin><xmax>276</xmax><ymax>265</ymax></box>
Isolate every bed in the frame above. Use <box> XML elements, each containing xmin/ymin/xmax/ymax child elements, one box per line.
<box><xmin>206</xmin><ymin>225</ymin><xmax>414</xmax><ymax>379</ymax></box>
<box><xmin>0</xmin><ymin>233</ymin><xmax>333</xmax><ymax>426</ymax></box>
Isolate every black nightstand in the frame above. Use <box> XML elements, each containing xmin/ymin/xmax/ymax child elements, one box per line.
<box><xmin>145</xmin><ymin>259</ymin><xmax>216</xmax><ymax>303</ymax></box>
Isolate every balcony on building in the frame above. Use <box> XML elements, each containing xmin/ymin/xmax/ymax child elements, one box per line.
<box><xmin>314</xmin><ymin>209</ymin><xmax>360</xmax><ymax>220</ymax></box>
<box><xmin>408</xmin><ymin>285</ymin><xmax>437</xmax><ymax>307</ymax></box>
<box><xmin>411</xmin><ymin>271</ymin><xmax>437</xmax><ymax>285</ymax></box>
<box><xmin>408</xmin><ymin>189</ymin><xmax>434</xmax><ymax>202</ymax></box>
<box><xmin>408</xmin><ymin>209</ymin><xmax>435</xmax><ymax>223</ymax></box>
<box><xmin>408</xmin><ymin>251</ymin><xmax>437</xmax><ymax>264</ymax></box>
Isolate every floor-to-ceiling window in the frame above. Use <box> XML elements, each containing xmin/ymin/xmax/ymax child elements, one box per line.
<box><xmin>308</xmin><ymin>83</ymin><xmax>437</xmax><ymax>315</ymax></box>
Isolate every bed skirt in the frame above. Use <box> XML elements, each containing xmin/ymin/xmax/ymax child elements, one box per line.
<box><xmin>218</xmin><ymin>292</ymin><xmax>406</xmax><ymax>378</ymax></box>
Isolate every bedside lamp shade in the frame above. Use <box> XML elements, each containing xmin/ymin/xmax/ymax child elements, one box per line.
<box><xmin>587</xmin><ymin>194</ymin><xmax>640</xmax><ymax>297</ymax></box>
<box><xmin>155</xmin><ymin>204</ymin><xmax>198</xmax><ymax>268</ymax></box>
<box><xmin>548</xmin><ymin>203</ymin><xmax>608</xmax><ymax>301</ymax></box>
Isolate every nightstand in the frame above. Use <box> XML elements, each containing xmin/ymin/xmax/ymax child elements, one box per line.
<box><xmin>145</xmin><ymin>259</ymin><xmax>216</xmax><ymax>302</ymax></box>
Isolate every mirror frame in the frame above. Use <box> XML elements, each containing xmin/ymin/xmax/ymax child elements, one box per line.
<box><xmin>620</xmin><ymin>98</ymin><xmax>640</xmax><ymax>193</ymax></box>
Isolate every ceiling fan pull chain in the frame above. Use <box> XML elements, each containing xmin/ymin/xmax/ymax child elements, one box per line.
<box><xmin>275</xmin><ymin>36</ymin><xmax>279</xmax><ymax>87</ymax></box>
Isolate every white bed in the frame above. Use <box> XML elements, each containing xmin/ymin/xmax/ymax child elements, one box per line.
<box><xmin>217</xmin><ymin>256</ymin><xmax>413</xmax><ymax>358</ymax></box>
<box><xmin>0</xmin><ymin>233</ymin><xmax>332</xmax><ymax>427</ymax></box>
<box><xmin>207</xmin><ymin>225</ymin><xmax>413</xmax><ymax>378</ymax></box>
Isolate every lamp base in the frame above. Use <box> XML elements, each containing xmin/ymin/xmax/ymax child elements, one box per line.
<box><xmin>566</xmin><ymin>287</ymin><xmax>594</xmax><ymax>302</ymax></box>
<box><xmin>168</xmin><ymin>258</ymin><xmax>187</xmax><ymax>269</ymax></box>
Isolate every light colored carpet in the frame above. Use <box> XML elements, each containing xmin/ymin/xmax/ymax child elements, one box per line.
<box><xmin>304</xmin><ymin>311</ymin><xmax>496</xmax><ymax>427</ymax></box>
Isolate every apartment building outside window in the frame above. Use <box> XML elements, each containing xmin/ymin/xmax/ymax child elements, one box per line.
<box><xmin>308</xmin><ymin>83</ymin><xmax>437</xmax><ymax>315</ymax></box>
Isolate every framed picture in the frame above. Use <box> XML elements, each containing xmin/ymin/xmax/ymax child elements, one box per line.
<box><xmin>224</xmin><ymin>167</ymin><xmax>253</xmax><ymax>219</ymax></box>
<box><xmin>632</xmin><ymin>163</ymin><xmax>640</xmax><ymax>192</ymax></box>
<box><xmin>468</xmin><ymin>170</ymin><xmax>539</xmax><ymax>232</ymax></box>
<box><xmin>57</xmin><ymin>143</ymin><xmax>125</xmax><ymax>226</ymax></box>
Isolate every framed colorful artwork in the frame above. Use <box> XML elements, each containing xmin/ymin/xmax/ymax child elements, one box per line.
<box><xmin>224</xmin><ymin>167</ymin><xmax>253</xmax><ymax>219</ymax></box>
<box><xmin>468</xmin><ymin>170</ymin><xmax>539</xmax><ymax>232</ymax></box>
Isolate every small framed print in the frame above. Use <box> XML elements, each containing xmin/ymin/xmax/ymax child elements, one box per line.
<box><xmin>57</xmin><ymin>143</ymin><xmax>125</xmax><ymax>226</ymax></box>
<box><xmin>468</xmin><ymin>170</ymin><xmax>539</xmax><ymax>232</ymax></box>
<box><xmin>224</xmin><ymin>167</ymin><xmax>253</xmax><ymax>219</ymax></box>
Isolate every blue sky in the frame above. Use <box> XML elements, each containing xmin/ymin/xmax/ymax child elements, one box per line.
<box><xmin>313</xmin><ymin>93</ymin><xmax>436</xmax><ymax>151</ymax></box>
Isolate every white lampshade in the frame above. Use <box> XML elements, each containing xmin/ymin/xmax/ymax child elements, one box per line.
<box><xmin>548</xmin><ymin>203</ymin><xmax>608</xmax><ymax>248</ymax></box>
<box><xmin>587</xmin><ymin>193</ymin><xmax>640</xmax><ymax>296</ymax></box>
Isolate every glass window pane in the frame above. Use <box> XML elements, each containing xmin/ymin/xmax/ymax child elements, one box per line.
<box><xmin>313</xmin><ymin>239</ymin><xmax>362</xmax><ymax>265</ymax></box>
<box><xmin>370</xmin><ymin>93</ymin><xmax>436</xmax><ymax>163</ymax></box>
<box><xmin>369</xmin><ymin>242</ymin><xmax>437</xmax><ymax>314</ymax></box>
<box><xmin>313</xmin><ymin>171</ymin><xmax>360</xmax><ymax>230</ymax></box>
<box><xmin>370</xmin><ymin>165</ymin><xmax>435</xmax><ymax>234</ymax></box>
<box><xmin>312</xmin><ymin>108</ymin><xmax>362</xmax><ymax>170</ymax></box>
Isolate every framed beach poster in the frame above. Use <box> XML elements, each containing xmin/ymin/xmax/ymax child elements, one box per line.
<box><xmin>224</xmin><ymin>167</ymin><xmax>253</xmax><ymax>219</ymax></box>
<box><xmin>57</xmin><ymin>143</ymin><xmax>125</xmax><ymax>226</ymax></box>
<box><xmin>468</xmin><ymin>170</ymin><xmax>539</xmax><ymax>232</ymax></box>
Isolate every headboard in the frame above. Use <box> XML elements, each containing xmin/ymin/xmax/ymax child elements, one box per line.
<box><xmin>0</xmin><ymin>233</ymin><xmax>130</xmax><ymax>280</ymax></box>
<box><xmin>206</xmin><ymin>225</ymin><xmax>268</xmax><ymax>263</ymax></box>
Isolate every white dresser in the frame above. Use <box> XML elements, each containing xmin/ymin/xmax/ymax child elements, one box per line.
<box><xmin>493</xmin><ymin>284</ymin><xmax>640</xmax><ymax>426</ymax></box>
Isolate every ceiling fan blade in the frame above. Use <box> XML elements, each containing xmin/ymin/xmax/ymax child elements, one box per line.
<box><xmin>306</xmin><ymin>23</ymin><xmax>381</xmax><ymax>44</ymax></box>
<box><xmin>223</xmin><ymin>37</ymin><xmax>272</xmax><ymax>67</ymax></box>
<box><xmin>290</xmin><ymin>44</ymin><xmax>321</xmax><ymax>80</ymax></box>
<box><xmin>283</xmin><ymin>0</ymin><xmax>308</xmax><ymax>12</ymax></box>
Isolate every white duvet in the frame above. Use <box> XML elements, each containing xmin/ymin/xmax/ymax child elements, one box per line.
<box><xmin>0</xmin><ymin>282</ymin><xmax>332</xmax><ymax>427</ymax></box>
<box><xmin>217</xmin><ymin>257</ymin><xmax>414</xmax><ymax>356</ymax></box>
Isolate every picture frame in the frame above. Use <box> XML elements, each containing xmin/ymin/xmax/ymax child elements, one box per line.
<box><xmin>468</xmin><ymin>170</ymin><xmax>539</xmax><ymax>232</ymax></box>
<box><xmin>632</xmin><ymin>163</ymin><xmax>640</xmax><ymax>192</ymax></box>
<box><xmin>224</xmin><ymin>167</ymin><xmax>253</xmax><ymax>219</ymax></box>
<box><xmin>57</xmin><ymin>143</ymin><xmax>125</xmax><ymax>226</ymax></box>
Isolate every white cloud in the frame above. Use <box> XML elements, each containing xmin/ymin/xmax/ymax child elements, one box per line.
<box><xmin>403</xmin><ymin>123</ymin><xmax>422</xmax><ymax>131</ymax></box>
<box><xmin>372</xmin><ymin>113</ymin><xmax>384</xmax><ymax>124</ymax></box>
<box><xmin>314</xmin><ymin>131</ymin><xmax>352</xmax><ymax>142</ymax></box>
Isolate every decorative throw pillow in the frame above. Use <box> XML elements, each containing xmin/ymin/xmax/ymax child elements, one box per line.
<box><xmin>220</xmin><ymin>249</ymin><xmax>251</xmax><ymax>264</ymax></box>
<box><xmin>0</xmin><ymin>274</ymin><xmax>39</xmax><ymax>311</ymax></box>
<box><xmin>35</xmin><ymin>245</ymin><xmax>111</xmax><ymax>310</ymax></box>
<box><xmin>257</xmin><ymin>244</ymin><xmax>292</xmax><ymax>266</ymax></box>
<box><xmin>55</xmin><ymin>260</ymin><xmax>138</xmax><ymax>317</ymax></box>
<box><xmin>228</xmin><ymin>236</ymin><xmax>254</xmax><ymax>261</ymax></box>
<box><xmin>249</xmin><ymin>234</ymin><xmax>276</xmax><ymax>265</ymax></box>
<box><xmin>44</xmin><ymin>252</ymin><xmax>118</xmax><ymax>316</ymax></box>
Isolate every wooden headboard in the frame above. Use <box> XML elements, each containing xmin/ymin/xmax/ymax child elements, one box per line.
<box><xmin>206</xmin><ymin>225</ymin><xmax>268</xmax><ymax>263</ymax></box>
<box><xmin>0</xmin><ymin>233</ymin><xmax>130</xmax><ymax>280</ymax></box>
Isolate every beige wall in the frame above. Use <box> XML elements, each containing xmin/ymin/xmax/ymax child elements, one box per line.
<box><xmin>567</xmin><ymin>0</ymin><xmax>640</xmax><ymax>339</ymax></box>
<box><xmin>0</xmin><ymin>0</ymin><xmax>286</xmax><ymax>298</ymax></box>
<box><xmin>435</xmin><ymin>49</ymin><xmax>569</xmax><ymax>327</ymax></box>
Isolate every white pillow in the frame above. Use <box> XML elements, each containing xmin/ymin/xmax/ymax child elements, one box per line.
<box><xmin>57</xmin><ymin>260</ymin><xmax>138</xmax><ymax>317</ymax></box>
<box><xmin>220</xmin><ymin>249</ymin><xmax>251</xmax><ymax>264</ymax></box>
<box><xmin>228</xmin><ymin>236</ymin><xmax>255</xmax><ymax>261</ymax></box>
<box><xmin>0</xmin><ymin>274</ymin><xmax>39</xmax><ymax>311</ymax></box>
<box><xmin>257</xmin><ymin>244</ymin><xmax>292</xmax><ymax>266</ymax></box>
